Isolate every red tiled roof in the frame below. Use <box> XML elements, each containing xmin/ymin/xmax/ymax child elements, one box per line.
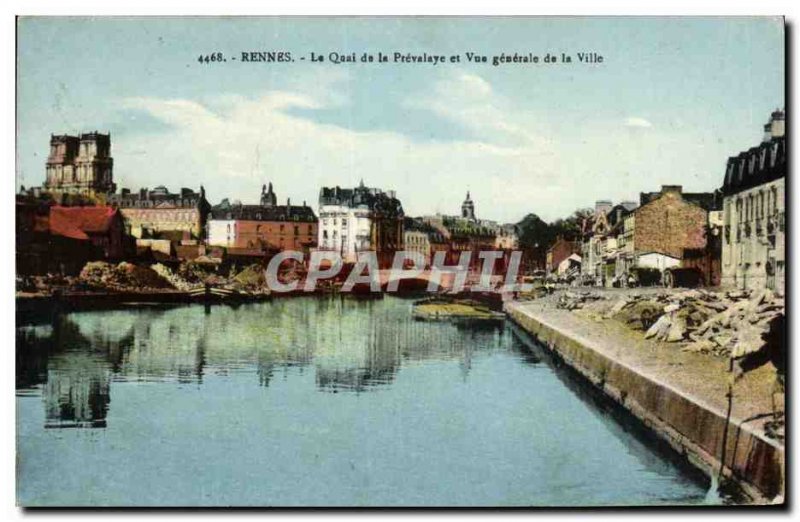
<box><xmin>49</xmin><ymin>206</ymin><xmax>117</xmax><ymax>241</ymax></box>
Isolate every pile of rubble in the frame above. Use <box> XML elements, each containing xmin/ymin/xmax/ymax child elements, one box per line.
<box><xmin>16</xmin><ymin>274</ymin><xmax>80</xmax><ymax>294</ymax></box>
<box><xmin>556</xmin><ymin>291</ymin><xmax>607</xmax><ymax>310</ymax></box>
<box><xmin>601</xmin><ymin>289</ymin><xmax>784</xmax><ymax>358</ymax></box>
<box><xmin>79</xmin><ymin>261</ymin><xmax>174</xmax><ymax>291</ymax></box>
<box><xmin>177</xmin><ymin>261</ymin><xmax>218</xmax><ymax>285</ymax></box>
<box><xmin>232</xmin><ymin>264</ymin><xmax>267</xmax><ymax>289</ymax></box>
<box><xmin>151</xmin><ymin>263</ymin><xmax>200</xmax><ymax>292</ymax></box>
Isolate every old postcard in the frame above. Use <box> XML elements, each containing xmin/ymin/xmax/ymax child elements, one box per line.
<box><xmin>15</xmin><ymin>16</ymin><xmax>785</xmax><ymax>507</ymax></box>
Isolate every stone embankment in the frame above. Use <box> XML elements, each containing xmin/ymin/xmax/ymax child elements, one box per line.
<box><xmin>506</xmin><ymin>288</ymin><xmax>785</xmax><ymax>504</ymax></box>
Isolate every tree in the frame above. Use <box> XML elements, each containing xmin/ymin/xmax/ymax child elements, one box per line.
<box><xmin>516</xmin><ymin>213</ymin><xmax>553</xmax><ymax>271</ymax></box>
<box><xmin>550</xmin><ymin>207</ymin><xmax>593</xmax><ymax>241</ymax></box>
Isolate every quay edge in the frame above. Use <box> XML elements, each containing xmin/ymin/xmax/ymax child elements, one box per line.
<box><xmin>504</xmin><ymin>300</ymin><xmax>785</xmax><ymax>505</ymax></box>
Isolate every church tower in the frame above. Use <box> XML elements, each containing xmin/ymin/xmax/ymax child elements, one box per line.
<box><xmin>45</xmin><ymin>132</ymin><xmax>114</xmax><ymax>195</ymax></box>
<box><xmin>461</xmin><ymin>191</ymin><xmax>476</xmax><ymax>221</ymax></box>
<box><xmin>260</xmin><ymin>182</ymin><xmax>277</xmax><ymax>207</ymax></box>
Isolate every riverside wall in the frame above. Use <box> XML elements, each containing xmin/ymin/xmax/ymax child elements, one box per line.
<box><xmin>505</xmin><ymin>301</ymin><xmax>784</xmax><ymax>504</ymax></box>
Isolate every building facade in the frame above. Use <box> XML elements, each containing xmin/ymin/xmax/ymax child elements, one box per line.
<box><xmin>207</xmin><ymin>184</ymin><xmax>317</xmax><ymax>253</ymax></box>
<box><xmin>546</xmin><ymin>237</ymin><xmax>581</xmax><ymax>274</ymax></box>
<box><xmin>109</xmin><ymin>186</ymin><xmax>211</xmax><ymax>241</ymax></box>
<box><xmin>720</xmin><ymin>110</ymin><xmax>786</xmax><ymax>294</ymax></box>
<box><xmin>580</xmin><ymin>200</ymin><xmax>613</xmax><ymax>281</ymax></box>
<box><xmin>419</xmin><ymin>192</ymin><xmax>518</xmax><ymax>270</ymax></box>
<box><xmin>43</xmin><ymin>132</ymin><xmax>115</xmax><ymax>196</ymax></box>
<box><xmin>318</xmin><ymin>180</ymin><xmax>404</xmax><ymax>266</ymax></box>
<box><xmin>17</xmin><ymin>203</ymin><xmax>131</xmax><ymax>274</ymax></box>
<box><xmin>621</xmin><ymin>185</ymin><xmax>719</xmax><ymax>284</ymax></box>
<box><xmin>403</xmin><ymin>217</ymin><xmax>449</xmax><ymax>267</ymax></box>
<box><xmin>495</xmin><ymin>224</ymin><xmax>520</xmax><ymax>251</ymax></box>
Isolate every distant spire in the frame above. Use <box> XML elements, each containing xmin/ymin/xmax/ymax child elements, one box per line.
<box><xmin>359</xmin><ymin>178</ymin><xmax>365</xmax><ymax>189</ymax></box>
<box><xmin>260</xmin><ymin>182</ymin><xmax>276</xmax><ymax>207</ymax></box>
<box><xmin>462</xmin><ymin>189</ymin><xmax>476</xmax><ymax>221</ymax></box>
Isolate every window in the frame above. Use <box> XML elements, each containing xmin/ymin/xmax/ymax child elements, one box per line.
<box><xmin>294</xmin><ymin>225</ymin><xmax>299</xmax><ymax>235</ymax></box>
<box><xmin>280</xmin><ymin>224</ymin><xmax>285</xmax><ymax>234</ymax></box>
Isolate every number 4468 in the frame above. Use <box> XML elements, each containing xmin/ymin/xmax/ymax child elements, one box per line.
<box><xmin>198</xmin><ymin>53</ymin><xmax>225</xmax><ymax>63</ymax></box>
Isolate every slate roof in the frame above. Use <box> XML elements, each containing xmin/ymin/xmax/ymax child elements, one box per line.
<box><xmin>722</xmin><ymin>136</ymin><xmax>786</xmax><ymax>197</ymax></box>
<box><xmin>210</xmin><ymin>203</ymin><xmax>317</xmax><ymax>222</ymax></box>
<box><xmin>319</xmin><ymin>185</ymin><xmax>404</xmax><ymax>216</ymax></box>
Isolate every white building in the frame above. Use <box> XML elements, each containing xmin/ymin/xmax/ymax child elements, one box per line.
<box><xmin>721</xmin><ymin>110</ymin><xmax>786</xmax><ymax>294</ymax></box>
<box><xmin>318</xmin><ymin>205</ymin><xmax>372</xmax><ymax>262</ymax></box>
<box><xmin>635</xmin><ymin>252</ymin><xmax>681</xmax><ymax>272</ymax></box>
<box><xmin>317</xmin><ymin>180</ymin><xmax>404</xmax><ymax>264</ymax></box>
<box><xmin>557</xmin><ymin>253</ymin><xmax>582</xmax><ymax>276</ymax></box>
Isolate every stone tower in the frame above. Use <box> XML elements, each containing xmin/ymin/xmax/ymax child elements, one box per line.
<box><xmin>44</xmin><ymin>132</ymin><xmax>115</xmax><ymax>195</ymax></box>
<box><xmin>461</xmin><ymin>191</ymin><xmax>476</xmax><ymax>221</ymax></box>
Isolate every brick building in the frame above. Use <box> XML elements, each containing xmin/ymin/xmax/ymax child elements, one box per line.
<box><xmin>546</xmin><ymin>236</ymin><xmax>581</xmax><ymax>274</ymax></box>
<box><xmin>208</xmin><ymin>184</ymin><xmax>318</xmax><ymax>254</ymax></box>
<box><xmin>17</xmin><ymin>199</ymin><xmax>131</xmax><ymax>275</ymax></box>
<box><xmin>48</xmin><ymin>206</ymin><xmax>129</xmax><ymax>260</ymax></box>
<box><xmin>622</xmin><ymin>185</ymin><xmax>720</xmax><ymax>282</ymax></box>
<box><xmin>633</xmin><ymin>186</ymin><xmax>717</xmax><ymax>257</ymax></box>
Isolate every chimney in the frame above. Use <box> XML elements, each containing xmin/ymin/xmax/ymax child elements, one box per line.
<box><xmin>287</xmin><ymin>197</ymin><xmax>291</xmax><ymax>217</ymax></box>
<box><xmin>661</xmin><ymin>185</ymin><xmax>682</xmax><ymax>195</ymax></box>
<box><xmin>594</xmin><ymin>200</ymin><xmax>612</xmax><ymax>216</ymax></box>
<box><xmin>769</xmin><ymin>109</ymin><xmax>785</xmax><ymax>139</ymax></box>
<box><xmin>763</xmin><ymin>122</ymin><xmax>773</xmax><ymax>143</ymax></box>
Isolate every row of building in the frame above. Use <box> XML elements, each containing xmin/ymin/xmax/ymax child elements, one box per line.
<box><xmin>18</xmin><ymin>133</ymin><xmax>520</xmax><ymax>273</ymax></box>
<box><xmin>545</xmin><ymin>109</ymin><xmax>786</xmax><ymax>294</ymax></box>
<box><xmin>17</xmin><ymin>108</ymin><xmax>785</xmax><ymax>293</ymax></box>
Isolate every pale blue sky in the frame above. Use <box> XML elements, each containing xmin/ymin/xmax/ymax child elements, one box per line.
<box><xmin>17</xmin><ymin>17</ymin><xmax>784</xmax><ymax>222</ymax></box>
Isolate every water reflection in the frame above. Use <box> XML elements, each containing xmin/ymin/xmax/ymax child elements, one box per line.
<box><xmin>17</xmin><ymin>297</ymin><xmax>709</xmax><ymax>506</ymax></box>
<box><xmin>17</xmin><ymin>297</ymin><xmax>506</xmax><ymax>428</ymax></box>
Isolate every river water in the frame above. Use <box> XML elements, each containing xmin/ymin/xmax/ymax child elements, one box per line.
<box><xmin>16</xmin><ymin>296</ymin><xmax>709</xmax><ymax>506</ymax></box>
